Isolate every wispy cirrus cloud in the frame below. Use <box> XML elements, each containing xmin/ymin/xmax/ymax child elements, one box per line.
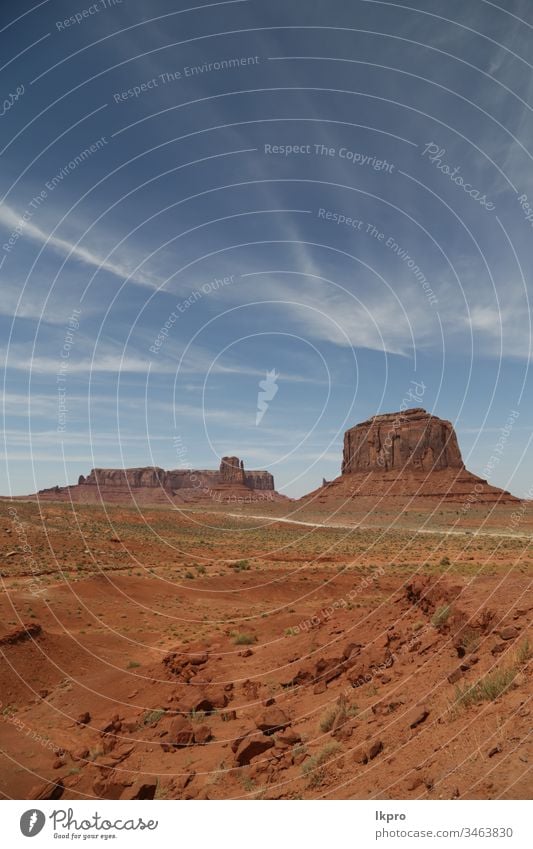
<box><xmin>0</xmin><ymin>202</ymin><xmax>163</xmax><ymax>290</ymax></box>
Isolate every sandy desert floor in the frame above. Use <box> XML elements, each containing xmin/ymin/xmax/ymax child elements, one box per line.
<box><xmin>0</xmin><ymin>498</ymin><xmax>531</xmax><ymax>800</ymax></box>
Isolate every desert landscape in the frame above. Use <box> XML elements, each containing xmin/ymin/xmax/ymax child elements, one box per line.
<box><xmin>1</xmin><ymin>409</ymin><xmax>531</xmax><ymax>801</ymax></box>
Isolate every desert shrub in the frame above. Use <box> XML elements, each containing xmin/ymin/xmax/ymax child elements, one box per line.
<box><xmin>440</xmin><ymin>556</ymin><xmax>451</xmax><ymax>567</ymax></box>
<box><xmin>515</xmin><ymin>638</ymin><xmax>532</xmax><ymax>665</ymax></box>
<box><xmin>459</xmin><ymin>627</ymin><xmax>481</xmax><ymax>654</ymax></box>
<box><xmin>231</xmin><ymin>559</ymin><xmax>250</xmax><ymax>571</ymax></box>
<box><xmin>302</xmin><ymin>741</ymin><xmax>342</xmax><ymax>787</ymax></box>
<box><xmin>142</xmin><ymin>708</ymin><xmax>165</xmax><ymax>727</ymax></box>
<box><xmin>126</xmin><ymin>660</ymin><xmax>140</xmax><ymax>669</ymax></box>
<box><xmin>233</xmin><ymin>632</ymin><xmax>256</xmax><ymax>645</ymax></box>
<box><xmin>190</xmin><ymin>709</ymin><xmax>207</xmax><ymax>723</ymax></box>
<box><xmin>431</xmin><ymin>604</ymin><xmax>451</xmax><ymax>629</ymax></box>
<box><xmin>319</xmin><ymin>707</ymin><xmax>338</xmax><ymax>733</ymax></box>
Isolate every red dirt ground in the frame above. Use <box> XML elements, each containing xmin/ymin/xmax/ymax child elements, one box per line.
<box><xmin>0</xmin><ymin>499</ymin><xmax>531</xmax><ymax>800</ymax></box>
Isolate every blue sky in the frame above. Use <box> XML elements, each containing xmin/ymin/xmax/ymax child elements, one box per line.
<box><xmin>1</xmin><ymin>0</ymin><xmax>532</xmax><ymax>498</ymax></box>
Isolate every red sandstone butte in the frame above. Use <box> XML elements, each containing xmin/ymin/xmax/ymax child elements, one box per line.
<box><xmin>304</xmin><ymin>408</ymin><xmax>519</xmax><ymax>503</ymax></box>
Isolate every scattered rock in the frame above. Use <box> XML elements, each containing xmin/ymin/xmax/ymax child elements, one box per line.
<box><xmin>368</xmin><ymin>740</ymin><xmax>384</xmax><ymax>760</ymax></box>
<box><xmin>121</xmin><ymin>778</ymin><xmax>157</xmax><ymax>800</ymax></box>
<box><xmin>29</xmin><ymin>778</ymin><xmax>64</xmax><ymax>800</ymax></box>
<box><xmin>353</xmin><ymin>746</ymin><xmax>368</xmax><ymax>765</ymax></box>
<box><xmin>168</xmin><ymin>716</ymin><xmax>194</xmax><ymax>748</ymax></box>
<box><xmin>447</xmin><ymin>668</ymin><xmax>462</xmax><ymax>684</ymax></box>
<box><xmin>176</xmin><ymin>686</ymin><xmax>228</xmax><ymax>715</ymax></box>
<box><xmin>194</xmin><ymin>725</ymin><xmax>212</xmax><ymax>745</ymax></box>
<box><xmin>231</xmin><ymin>730</ymin><xmax>252</xmax><ymax>754</ymax></box>
<box><xmin>76</xmin><ymin>711</ymin><xmax>91</xmax><ymax>726</ymax></box>
<box><xmin>408</xmin><ymin>706</ymin><xmax>430</xmax><ymax>729</ymax></box>
<box><xmin>234</xmin><ymin>733</ymin><xmax>274</xmax><ymax>766</ymax></box>
<box><xmin>100</xmin><ymin>714</ymin><xmax>122</xmax><ymax>734</ymax></box>
<box><xmin>254</xmin><ymin>706</ymin><xmax>290</xmax><ymax>735</ymax></box>
<box><xmin>221</xmin><ymin>710</ymin><xmax>237</xmax><ymax>722</ymax></box>
<box><xmin>93</xmin><ymin>778</ymin><xmax>128</xmax><ymax>799</ymax></box>
<box><xmin>488</xmin><ymin>745</ymin><xmax>502</xmax><ymax>758</ymax></box>
<box><xmin>275</xmin><ymin>729</ymin><xmax>301</xmax><ymax>747</ymax></box>
<box><xmin>499</xmin><ymin>626</ymin><xmax>519</xmax><ymax>641</ymax></box>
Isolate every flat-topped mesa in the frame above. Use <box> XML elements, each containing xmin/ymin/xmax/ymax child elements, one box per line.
<box><xmin>342</xmin><ymin>408</ymin><xmax>464</xmax><ymax>475</ymax></box>
<box><xmin>77</xmin><ymin>458</ymin><xmax>274</xmax><ymax>493</ymax></box>
<box><xmin>79</xmin><ymin>467</ymin><xmax>167</xmax><ymax>488</ymax></box>
<box><xmin>54</xmin><ymin>456</ymin><xmax>282</xmax><ymax>504</ymax></box>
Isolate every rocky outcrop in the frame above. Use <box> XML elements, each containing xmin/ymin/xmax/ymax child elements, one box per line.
<box><xmin>219</xmin><ymin>456</ymin><xmax>246</xmax><ymax>485</ymax></box>
<box><xmin>342</xmin><ymin>408</ymin><xmax>463</xmax><ymax>474</ymax></box>
<box><xmin>245</xmin><ymin>470</ymin><xmax>275</xmax><ymax>490</ymax></box>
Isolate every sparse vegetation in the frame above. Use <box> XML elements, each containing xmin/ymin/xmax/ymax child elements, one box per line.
<box><xmin>431</xmin><ymin>604</ymin><xmax>451</xmax><ymax>629</ymax></box>
<box><xmin>233</xmin><ymin>632</ymin><xmax>256</xmax><ymax>645</ymax></box>
<box><xmin>458</xmin><ymin>627</ymin><xmax>481</xmax><ymax>654</ymax></box>
<box><xmin>231</xmin><ymin>559</ymin><xmax>251</xmax><ymax>571</ymax></box>
<box><xmin>141</xmin><ymin>708</ymin><xmax>165</xmax><ymax>727</ymax></box>
<box><xmin>302</xmin><ymin>742</ymin><xmax>342</xmax><ymax>787</ymax></box>
<box><xmin>454</xmin><ymin>666</ymin><xmax>517</xmax><ymax>708</ymax></box>
<box><xmin>319</xmin><ymin>706</ymin><xmax>338</xmax><ymax>733</ymax></box>
<box><xmin>515</xmin><ymin>637</ymin><xmax>532</xmax><ymax>665</ymax></box>
<box><xmin>190</xmin><ymin>709</ymin><xmax>207</xmax><ymax>723</ymax></box>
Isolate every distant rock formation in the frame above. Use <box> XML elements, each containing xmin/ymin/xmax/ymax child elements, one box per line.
<box><xmin>302</xmin><ymin>408</ymin><xmax>519</xmax><ymax>504</ymax></box>
<box><xmin>245</xmin><ymin>471</ymin><xmax>276</xmax><ymax>491</ymax></box>
<box><xmin>219</xmin><ymin>456</ymin><xmax>246</xmax><ymax>485</ymax></box>
<box><xmin>36</xmin><ymin>456</ymin><xmax>281</xmax><ymax>504</ymax></box>
<box><xmin>79</xmin><ymin>468</ymin><xmax>166</xmax><ymax>488</ymax></box>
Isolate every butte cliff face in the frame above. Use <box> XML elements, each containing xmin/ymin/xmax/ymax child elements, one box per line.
<box><xmin>79</xmin><ymin>468</ymin><xmax>166</xmax><ymax>488</ymax></box>
<box><xmin>219</xmin><ymin>456</ymin><xmax>246</xmax><ymax>485</ymax></box>
<box><xmin>305</xmin><ymin>407</ymin><xmax>518</xmax><ymax>504</ymax></box>
<box><xmin>342</xmin><ymin>408</ymin><xmax>464</xmax><ymax>474</ymax></box>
